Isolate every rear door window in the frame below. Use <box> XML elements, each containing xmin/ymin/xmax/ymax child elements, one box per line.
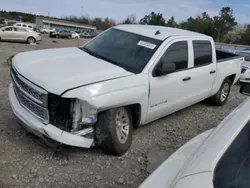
<box><xmin>14</xmin><ymin>27</ymin><xmax>26</xmax><ymax>32</ymax></box>
<box><xmin>213</xmin><ymin>120</ymin><xmax>250</xmax><ymax>188</ymax></box>
<box><xmin>193</xmin><ymin>41</ymin><xmax>212</xmax><ymax>67</ymax></box>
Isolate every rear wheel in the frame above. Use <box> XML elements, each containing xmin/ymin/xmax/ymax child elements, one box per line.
<box><xmin>210</xmin><ymin>77</ymin><xmax>232</xmax><ymax>106</ymax></box>
<box><xmin>27</xmin><ymin>37</ymin><xmax>36</xmax><ymax>44</ymax></box>
<box><xmin>95</xmin><ymin>107</ymin><xmax>133</xmax><ymax>155</ymax></box>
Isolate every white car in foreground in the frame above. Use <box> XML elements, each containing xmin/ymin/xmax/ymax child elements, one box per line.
<box><xmin>9</xmin><ymin>25</ymin><xmax>242</xmax><ymax>155</ymax></box>
<box><xmin>140</xmin><ymin>84</ymin><xmax>250</xmax><ymax>188</ymax></box>
<box><xmin>70</xmin><ymin>31</ymin><xmax>80</xmax><ymax>39</ymax></box>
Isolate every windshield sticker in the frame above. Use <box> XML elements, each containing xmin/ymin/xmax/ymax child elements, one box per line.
<box><xmin>137</xmin><ymin>41</ymin><xmax>156</xmax><ymax>50</ymax></box>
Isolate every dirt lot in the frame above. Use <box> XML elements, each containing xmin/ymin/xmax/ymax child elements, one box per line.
<box><xmin>0</xmin><ymin>35</ymin><xmax>248</xmax><ymax>188</ymax></box>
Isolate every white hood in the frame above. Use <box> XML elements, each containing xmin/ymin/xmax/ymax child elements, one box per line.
<box><xmin>12</xmin><ymin>47</ymin><xmax>133</xmax><ymax>95</ymax></box>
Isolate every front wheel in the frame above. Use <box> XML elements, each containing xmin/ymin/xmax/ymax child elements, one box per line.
<box><xmin>210</xmin><ymin>77</ymin><xmax>232</xmax><ymax>106</ymax></box>
<box><xmin>27</xmin><ymin>37</ymin><xmax>36</xmax><ymax>44</ymax></box>
<box><xmin>95</xmin><ymin>107</ymin><xmax>133</xmax><ymax>155</ymax></box>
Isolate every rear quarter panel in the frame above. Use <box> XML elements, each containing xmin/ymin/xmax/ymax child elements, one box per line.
<box><xmin>212</xmin><ymin>57</ymin><xmax>243</xmax><ymax>95</ymax></box>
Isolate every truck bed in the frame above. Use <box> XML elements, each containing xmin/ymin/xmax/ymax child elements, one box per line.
<box><xmin>216</xmin><ymin>50</ymin><xmax>241</xmax><ymax>63</ymax></box>
<box><xmin>211</xmin><ymin>50</ymin><xmax>243</xmax><ymax>94</ymax></box>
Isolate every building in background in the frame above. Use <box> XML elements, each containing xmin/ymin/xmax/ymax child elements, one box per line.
<box><xmin>36</xmin><ymin>16</ymin><xmax>96</xmax><ymax>33</ymax></box>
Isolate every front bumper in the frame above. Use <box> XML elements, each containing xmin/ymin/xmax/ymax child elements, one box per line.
<box><xmin>8</xmin><ymin>84</ymin><xmax>94</xmax><ymax>148</ymax></box>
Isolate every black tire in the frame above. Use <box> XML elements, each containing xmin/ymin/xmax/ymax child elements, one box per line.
<box><xmin>210</xmin><ymin>77</ymin><xmax>232</xmax><ymax>106</ymax></box>
<box><xmin>27</xmin><ymin>37</ymin><xmax>36</xmax><ymax>44</ymax></box>
<box><xmin>95</xmin><ymin>107</ymin><xmax>133</xmax><ymax>155</ymax></box>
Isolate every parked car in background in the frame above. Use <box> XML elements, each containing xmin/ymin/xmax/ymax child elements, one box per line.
<box><xmin>140</xmin><ymin>84</ymin><xmax>250</xmax><ymax>188</ymax></box>
<box><xmin>70</xmin><ymin>31</ymin><xmax>80</xmax><ymax>39</ymax></box>
<box><xmin>90</xmin><ymin>32</ymin><xmax>98</xmax><ymax>38</ymax></box>
<box><xmin>231</xmin><ymin>50</ymin><xmax>250</xmax><ymax>84</ymax></box>
<box><xmin>40</xmin><ymin>27</ymin><xmax>55</xmax><ymax>34</ymax></box>
<box><xmin>0</xmin><ymin>26</ymin><xmax>41</xmax><ymax>44</ymax></box>
<box><xmin>56</xmin><ymin>30</ymin><xmax>72</xmax><ymax>39</ymax></box>
<box><xmin>8</xmin><ymin>25</ymin><xmax>242</xmax><ymax>155</ymax></box>
<box><xmin>240</xmin><ymin>55</ymin><xmax>250</xmax><ymax>84</ymax></box>
<box><xmin>14</xmin><ymin>23</ymin><xmax>34</xmax><ymax>31</ymax></box>
<box><xmin>80</xmin><ymin>32</ymin><xmax>91</xmax><ymax>38</ymax></box>
<box><xmin>49</xmin><ymin>29</ymin><xmax>60</xmax><ymax>38</ymax></box>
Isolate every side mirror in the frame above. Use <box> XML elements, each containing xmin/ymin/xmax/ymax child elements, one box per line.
<box><xmin>240</xmin><ymin>84</ymin><xmax>250</xmax><ymax>96</ymax></box>
<box><xmin>154</xmin><ymin>62</ymin><xmax>176</xmax><ymax>77</ymax></box>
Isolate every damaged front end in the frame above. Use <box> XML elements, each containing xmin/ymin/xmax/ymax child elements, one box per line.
<box><xmin>48</xmin><ymin>93</ymin><xmax>98</xmax><ymax>139</ymax></box>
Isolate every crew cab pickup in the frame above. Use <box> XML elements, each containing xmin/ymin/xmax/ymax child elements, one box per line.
<box><xmin>8</xmin><ymin>25</ymin><xmax>243</xmax><ymax>155</ymax></box>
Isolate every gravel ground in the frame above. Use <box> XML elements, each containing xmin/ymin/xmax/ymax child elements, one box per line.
<box><xmin>0</xmin><ymin>36</ymin><xmax>248</xmax><ymax>188</ymax></box>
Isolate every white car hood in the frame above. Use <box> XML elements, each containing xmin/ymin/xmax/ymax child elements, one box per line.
<box><xmin>242</xmin><ymin>61</ymin><xmax>250</xmax><ymax>68</ymax></box>
<box><xmin>12</xmin><ymin>47</ymin><xmax>133</xmax><ymax>95</ymax></box>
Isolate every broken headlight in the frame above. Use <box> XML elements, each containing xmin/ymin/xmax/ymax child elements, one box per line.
<box><xmin>71</xmin><ymin>99</ymin><xmax>97</xmax><ymax>130</ymax></box>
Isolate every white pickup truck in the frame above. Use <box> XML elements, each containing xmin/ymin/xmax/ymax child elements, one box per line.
<box><xmin>9</xmin><ymin>25</ymin><xmax>243</xmax><ymax>155</ymax></box>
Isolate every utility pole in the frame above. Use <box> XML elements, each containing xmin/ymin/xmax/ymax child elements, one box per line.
<box><xmin>81</xmin><ymin>6</ymin><xmax>83</xmax><ymax>17</ymax></box>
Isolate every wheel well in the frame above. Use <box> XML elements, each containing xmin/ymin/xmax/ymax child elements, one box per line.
<box><xmin>227</xmin><ymin>74</ymin><xmax>236</xmax><ymax>85</ymax></box>
<box><xmin>98</xmin><ymin>104</ymin><xmax>141</xmax><ymax>128</ymax></box>
<box><xmin>128</xmin><ymin>104</ymin><xmax>141</xmax><ymax>128</ymax></box>
<box><xmin>27</xmin><ymin>36</ymin><xmax>36</xmax><ymax>42</ymax></box>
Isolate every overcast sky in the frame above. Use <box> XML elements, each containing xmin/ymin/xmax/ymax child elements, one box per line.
<box><xmin>1</xmin><ymin>0</ymin><xmax>250</xmax><ymax>23</ymax></box>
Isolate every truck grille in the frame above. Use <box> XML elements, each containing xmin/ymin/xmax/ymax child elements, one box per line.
<box><xmin>11</xmin><ymin>67</ymin><xmax>49</xmax><ymax>124</ymax></box>
<box><xmin>14</xmin><ymin>74</ymin><xmax>43</xmax><ymax>101</ymax></box>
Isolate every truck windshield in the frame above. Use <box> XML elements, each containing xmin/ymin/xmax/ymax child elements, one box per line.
<box><xmin>80</xmin><ymin>28</ymin><xmax>162</xmax><ymax>74</ymax></box>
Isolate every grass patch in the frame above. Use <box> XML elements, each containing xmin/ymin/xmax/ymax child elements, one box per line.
<box><xmin>6</xmin><ymin>55</ymin><xmax>14</xmax><ymax>66</ymax></box>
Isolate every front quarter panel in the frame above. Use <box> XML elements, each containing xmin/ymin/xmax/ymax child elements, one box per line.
<box><xmin>62</xmin><ymin>74</ymin><xmax>149</xmax><ymax>124</ymax></box>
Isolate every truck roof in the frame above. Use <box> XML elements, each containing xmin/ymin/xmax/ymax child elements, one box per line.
<box><xmin>114</xmin><ymin>24</ymin><xmax>208</xmax><ymax>41</ymax></box>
